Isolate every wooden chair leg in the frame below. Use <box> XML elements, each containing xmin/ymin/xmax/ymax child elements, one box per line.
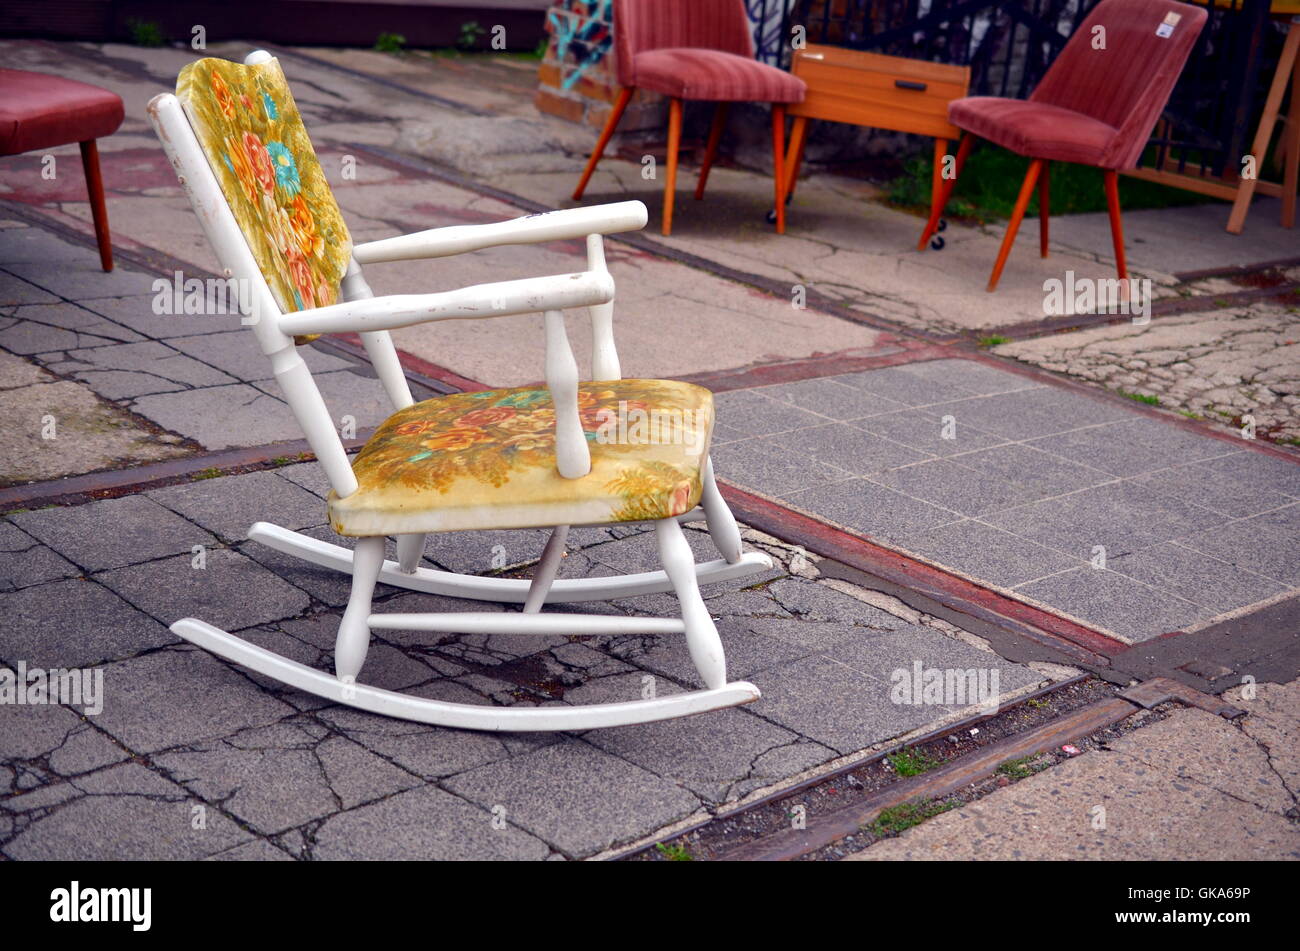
<box><xmin>335</xmin><ymin>535</ymin><xmax>383</xmax><ymax>680</ymax></box>
<box><xmin>784</xmin><ymin>115</ymin><xmax>809</xmax><ymax>202</ymax></box>
<box><xmin>1103</xmin><ymin>169</ymin><xmax>1129</xmax><ymax>283</ymax></box>
<box><xmin>1283</xmin><ymin>47</ymin><xmax>1300</xmax><ymax>229</ymax></box>
<box><xmin>771</xmin><ymin>103</ymin><xmax>787</xmax><ymax>234</ymax></box>
<box><xmin>79</xmin><ymin>139</ymin><xmax>113</xmax><ymax>272</ymax></box>
<box><xmin>662</xmin><ymin>97</ymin><xmax>683</xmax><ymax>235</ymax></box>
<box><xmin>987</xmin><ymin>158</ymin><xmax>1042</xmax><ymax>292</ymax></box>
<box><xmin>1039</xmin><ymin>161</ymin><xmax>1050</xmax><ymax>258</ymax></box>
<box><xmin>656</xmin><ymin>516</ymin><xmax>725</xmax><ymax>689</ymax></box>
<box><xmin>573</xmin><ymin>86</ymin><xmax>633</xmax><ymax>201</ymax></box>
<box><xmin>919</xmin><ymin>133</ymin><xmax>973</xmax><ymax>250</ymax></box>
<box><xmin>695</xmin><ymin>102</ymin><xmax>729</xmax><ymax>200</ymax></box>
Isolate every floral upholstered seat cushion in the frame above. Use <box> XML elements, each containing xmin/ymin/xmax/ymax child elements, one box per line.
<box><xmin>176</xmin><ymin>57</ymin><xmax>351</xmax><ymax>341</ymax></box>
<box><xmin>329</xmin><ymin>380</ymin><xmax>715</xmax><ymax>536</ymax></box>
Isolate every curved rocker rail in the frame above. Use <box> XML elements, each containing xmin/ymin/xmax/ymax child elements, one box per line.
<box><xmin>171</xmin><ymin>619</ymin><xmax>761</xmax><ymax>730</ymax></box>
<box><xmin>249</xmin><ymin>522</ymin><xmax>774</xmax><ymax>603</ymax></box>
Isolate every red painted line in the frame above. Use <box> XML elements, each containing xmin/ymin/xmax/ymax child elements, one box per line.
<box><xmin>719</xmin><ymin>481</ymin><xmax>1128</xmax><ymax>661</ymax></box>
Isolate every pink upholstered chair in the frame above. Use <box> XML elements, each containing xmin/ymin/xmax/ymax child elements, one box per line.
<box><xmin>572</xmin><ymin>0</ymin><xmax>806</xmax><ymax>235</ymax></box>
<box><xmin>0</xmin><ymin>69</ymin><xmax>124</xmax><ymax>270</ymax></box>
<box><xmin>918</xmin><ymin>0</ymin><xmax>1207</xmax><ymax>291</ymax></box>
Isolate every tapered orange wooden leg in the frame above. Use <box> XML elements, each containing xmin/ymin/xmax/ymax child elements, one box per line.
<box><xmin>930</xmin><ymin>137</ymin><xmax>946</xmax><ymax>222</ymax></box>
<box><xmin>663</xmin><ymin>97</ymin><xmax>683</xmax><ymax>235</ymax></box>
<box><xmin>1039</xmin><ymin>161</ymin><xmax>1050</xmax><ymax>258</ymax></box>
<box><xmin>1103</xmin><ymin>169</ymin><xmax>1128</xmax><ymax>282</ymax></box>
<box><xmin>79</xmin><ymin>140</ymin><xmax>113</xmax><ymax>272</ymax></box>
<box><xmin>919</xmin><ymin>133</ymin><xmax>973</xmax><ymax>250</ymax></box>
<box><xmin>987</xmin><ymin>158</ymin><xmax>1042</xmax><ymax>292</ymax></box>
<box><xmin>771</xmin><ymin>103</ymin><xmax>787</xmax><ymax>234</ymax></box>
<box><xmin>695</xmin><ymin>102</ymin><xmax>729</xmax><ymax>200</ymax></box>
<box><xmin>785</xmin><ymin>115</ymin><xmax>808</xmax><ymax>202</ymax></box>
<box><xmin>573</xmin><ymin>86</ymin><xmax>633</xmax><ymax>201</ymax></box>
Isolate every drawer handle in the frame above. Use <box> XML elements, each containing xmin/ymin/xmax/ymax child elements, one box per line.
<box><xmin>894</xmin><ymin>79</ymin><xmax>928</xmax><ymax>91</ymax></box>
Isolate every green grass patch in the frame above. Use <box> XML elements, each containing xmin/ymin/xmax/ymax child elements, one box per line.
<box><xmin>977</xmin><ymin>335</ymin><xmax>1010</xmax><ymax>348</ymax></box>
<box><xmin>374</xmin><ymin>32</ymin><xmax>406</xmax><ymax>54</ymax></box>
<box><xmin>1117</xmin><ymin>389</ymin><xmax>1160</xmax><ymax>406</ymax></box>
<box><xmin>193</xmin><ymin>467</ymin><xmax>224</xmax><ymax>481</ymax></box>
<box><xmin>996</xmin><ymin>756</ymin><xmax>1046</xmax><ymax>780</ymax></box>
<box><xmin>868</xmin><ymin>798</ymin><xmax>956</xmax><ymax>836</ymax></box>
<box><xmin>654</xmin><ymin>842</ymin><xmax>693</xmax><ymax>861</ymax></box>
<box><xmin>886</xmin><ymin>147</ymin><xmax>1210</xmax><ymax>223</ymax></box>
<box><xmin>887</xmin><ymin>747</ymin><xmax>940</xmax><ymax>777</ymax></box>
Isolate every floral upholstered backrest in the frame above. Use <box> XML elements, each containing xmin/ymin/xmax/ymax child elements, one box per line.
<box><xmin>176</xmin><ymin>57</ymin><xmax>351</xmax><ymax>318</ymax></box>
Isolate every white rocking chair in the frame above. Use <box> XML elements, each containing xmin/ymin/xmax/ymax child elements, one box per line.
<box><xmin>147</xmin><ymin>51</ymin><xmax>773</xmax><ymax>731</ymax></box>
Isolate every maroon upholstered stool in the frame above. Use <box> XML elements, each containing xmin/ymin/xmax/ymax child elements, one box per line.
<box><xmin>572</xmin><ymin>0</ymin><xmax>806</xmax><ymax>236</ymax></box>
<box><xmin>0</xmin><ymin>69</ymin><xmax>126</xmax><ymax>271</ymax></box>
<box><xmin>918</xmin><ymin>0</ymin><xmax>1207</xmax><ymax>291</ymax></box>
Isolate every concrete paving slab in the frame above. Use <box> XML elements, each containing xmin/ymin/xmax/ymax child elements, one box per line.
<box><xmin>88</xmin><ymin>648</ymin><xmax>298</xmax><ymax>754</ymax></box>
<box><xmin>95</xmin><ymin>548</ymin><xmax>312</xmax><ymax>632</ymax></box>
<box><xmin>1</xmin><ymin>578</ymin><xmax>173</xmax><ymax>668</ymax></box>
<box><xmin>1108</xmin><ymin>543</ymin><xmax>1289</xmax><ymax>616</ymax></box>
<box><xmin>311</xmin><ymin>784</ymin><xmax>552</xmax><ymax>861</ymax></box>
<box><xmin>892</xmin><ymin>519</ymin><xmax>1084</xmax><ymax>589</ymax></box>
<box><xmin>154</xmin><ymin>720</ymin><xmax>421</xmax><ymax>835</ymax></box>
<box><xmin>147</xmin><ymin>469</ymin><xmax>327</xmax><ymax>543</ymax></box>
<box><xmin>786</xmin><ymin>478</ymin><xmax>960</xmax><ymax>542</ymax></box>
<box><xmin>3</xmin><ymin>761</ymin><xmax>253</xmax><ymax>861</ymax></box>
<box><xmin>129</xmin><ymin>383</ymin><xmax>302</xmax><ymax>449</ymax></box>
<box><xmin>0</xmin><ymin>520</ymin><xmax>81</xmax><ymax>592</ymax></box>
<box><xmin>1015</xmin><ymin>567</ymin><xmax>1208</xmax><ymax>642</ymax></box>
<box><xmin>11</xmin><ymin>494</ymin><xmax>208</xmax><ymax>572</ymax></box>
<box><xmin>442</xmin><ymin>739</ymin><xmax>702</xmax><ymax>857</ymax></box>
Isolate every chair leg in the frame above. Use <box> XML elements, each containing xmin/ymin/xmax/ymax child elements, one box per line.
<box><xmin>656</xmin><ymin>516</ymin><xmax>726</xmax><ymax>689</ymax></box>
<box><xmin>771</xmin><ymin>103</ymin><xmax>787</xmax><ymax>234</ymax></box>
<box><xmin>1103</xmin><ymin>169</ymin><xmax>1129</xmax><ymax>283</ymax></box>
<box><xmin>700</xmin><ymin>456</ymin><xmax>742</xmax><ymax>564</ymax></box>
<box><xmin>695</xmin><ymin>103</ymin><xmax>729</xmax><ymax>200</ymax></box>
<box><xmin>573</xmin><ymin>86</ymin><xmax>634</xmax><ymax>201</ymax></box>
<box><xmin>662</xmin><ymin>97</ymin><xmax>683</xmax><ymax>235</ymax></box>
<box><xmin>79</xmin><ymin>140</ymin><xmax>113</xmax><ymax>272</ymax></box>
<box><xmin>523</xmin><ymin>525</ymin><xmax>569</xmax><ymax>614</ymax></box>
<box><xmin>784</xmin><ymin>115</ymin><xmax>809</xmax><ymax>202</ymax></box>
<box><xmin>918</xmin><ymin>133</ymin><xmax>974</xmax><ymax>250</ymax></box>
<box><xmin>1039</xmin><ymin>161</ymin><xmax>1050</xmax><ymax>258</ymax></box>
<box><xmin>396</xmin><ymin>533</ymin><xmax>426</xmax><ymax>573</ymax></box>
<box><xmin>987</xmin><ymin>158</ymin><xmax>1043</xmax><ymax>292</ymax></box>
<box><xmin>336</xmin><ymin>535</ymin><xmax>384</xmax><ymax>681</ymax></box>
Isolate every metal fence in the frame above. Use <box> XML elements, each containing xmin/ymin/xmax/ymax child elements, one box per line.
<box><xmin>753</xmin><ymin>0</ymin><xmax>1285</xmax><ymax>180</ymax></box>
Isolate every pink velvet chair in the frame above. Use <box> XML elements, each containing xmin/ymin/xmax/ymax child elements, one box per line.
<box><xmin>918</xmin><ymin>0</ymin><xmax>1207</xmax><ymax>291</ymax></box>
<box><xmin>572</xmin><ymin>0</ymin><xmax>806</xmax><ymax>235</ymax></box>
<box><xmin>0</xmin><ymin>69</ymin><xmax>124</xmax><ymax>270</ymax></box>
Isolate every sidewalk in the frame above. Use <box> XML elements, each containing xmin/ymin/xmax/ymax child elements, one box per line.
<box><xmin>0</xmin><ymin>466</ymin><xmax>1054</xmax><ymax>859</ymax></box>
<box><xmin>1</xmin><ymin>38</ymin><xmax>1297</xmax><ymax>861</ymax></box>
<box><xmin>847</xmin><ymin>678</ymin><xmax>1300</xmax><ymax>860</ymax></box>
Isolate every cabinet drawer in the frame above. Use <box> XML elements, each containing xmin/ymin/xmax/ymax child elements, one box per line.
<box><xmin>789</xmin><ymin>45</ymin><xmax>970</xmax><ymax>139</ymax></box>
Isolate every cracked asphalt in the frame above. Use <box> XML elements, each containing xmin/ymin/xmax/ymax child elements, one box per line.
<box><xmin>0</xmin><ymin>480</ymin><xmax>1056</xmax><ymax>859</ymax></box>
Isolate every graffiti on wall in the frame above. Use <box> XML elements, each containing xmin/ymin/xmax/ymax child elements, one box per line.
<box><xmin>547</xmin><ymin>0</ymin><xmax>614</xmax><ymax>91</ymax></box>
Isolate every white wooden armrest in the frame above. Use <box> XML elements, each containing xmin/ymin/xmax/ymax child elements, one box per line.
<box><xmin>352</xmin><ymin>201</ymin><xmax>648</xmax><ymax>264</ymax></box>
<box><xmin>277</xmin><ymin>270</ymin><xmax>614</xmax><ymax>337</ymax></box>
